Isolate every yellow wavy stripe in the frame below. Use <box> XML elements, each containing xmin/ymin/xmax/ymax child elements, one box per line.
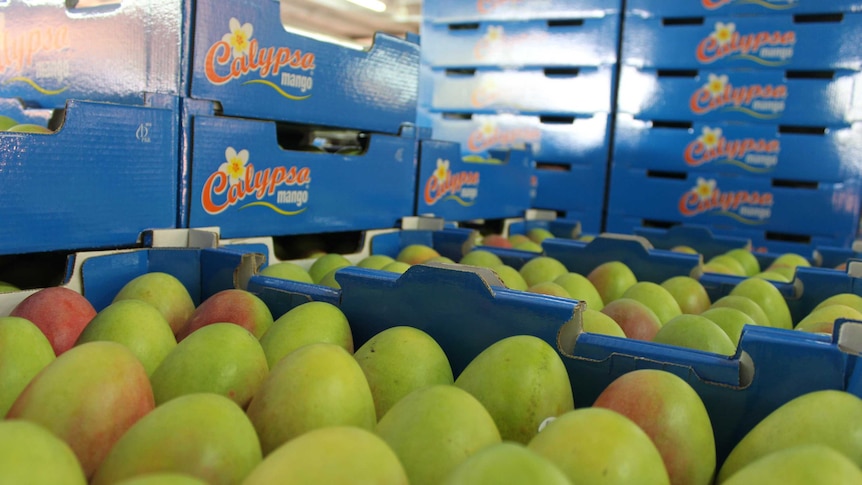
<box><xmin>739</xmin><ymin>0</ymin><xmax>794</xmax><ymax>10</ymax></box>
<box><xmin>5</xmin><ymin>76</ymin><xmax>68</xmax><ymax>95</ymax></box>
<box><xmin>239</xmin><ymin>201</ymin><xmax>308</xmax><ymax>215</ymax></box>
<box><xmin>242</xmin><ymin>79</ymin><xmax>312</xmax><ymax>101</ymax></box>
<box><xmin>715</xmin><ymin>210</ymin><xmax>768</xmax><ymax>225</ymax></box>
<box><xmin>723</xmin><ymin>106</ymin><xmax>781</xmax><ymax>120</ymax></box>
<box><xmin>731</xmin><ymin>54</ymin><xmax>788</xmax><ymax>67</ymax></box>
<box><xmin>717</xmin><ymin>158</ymin><xmax>773</xmax><ymax>174</ymax></box>
<box><xmin>442</xmin><ymin>195</ymin><xmax>476</xmax><ymax>207</ymax></box>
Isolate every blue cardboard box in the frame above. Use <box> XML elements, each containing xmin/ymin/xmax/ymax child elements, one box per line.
<box><xmin>415</xmin><ymin>139</ymin><xmax>533</xmax><ymax>222</ymax></box>
<box><xmin>423</xmin><ymin>0</ymin><xmax>621</xmax><ymax>22</ymax></box>
<box><xmin>621</xmin><ymin>13</ymin><xmax>862</xmax><ymax>71</ymax></box>
<box><xmin>625</xmin><ymin>0</ymin><xmax>862</xmax><ymax>17</ymax></box>
<box><xmin>420</xmin><ymin>64</ymin><xmax>616</xmax><ymax>116</ymax></box>
<box><xmin>617</xmin><ymin>67</ymin><xmax>862</xmax><ymax>125</ymax></box>
<box><xmin>605</xmin><ymin>167</ymin><xmax>862</xmax><ymax>248</ymax></box>
<box><xmin>182</xmin><ymin>100</ymin><xmax>418</xmax><ymax>239</ymax></box>
<box><xmin>612</xmin><ymin>115</ymin><xmax>862</xmax><ymax>183</ymax></box>
<box><xmin>419</xmin><ymin>15</ymin><xmax>620</xmax><ymax>68</ymax></box>
<box><xmin>418</xmin><ymin>110</ymin><xmax>610</xmax><ymax>165</ymax></box>
<box><xmin>532</xmin><ymin>162</ymin><xmax>608</xmax><ymax>234</ymax></box>
<box><xmin>0</xmin><ymin>0</ymin><xmax>184</xmax><ymax>108</ymax></box>
<box><xmin>189</xmin><ymin>0</ymin><xmax>419</xmax><ymax>134</ymax></box>
<box><xmin>0</xmin><ymin>95</ymin><xmax>180</xmax><ymax>256</ymax></box>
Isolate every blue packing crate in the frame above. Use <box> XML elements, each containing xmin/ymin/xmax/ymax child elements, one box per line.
<box><xmin>189</xmin><ymin>0</ymin><xmax>419</xmax><ymax>134</ymax></box>
<box><xmin>612</xmin><ymin>115</ymin><xmax>862</xmax><ymax>183</ymax></box>
<box><xmin>625</xmin><ymin>0</ymin><xmax>862</xmax><ymax>17</ymax></box>
<box><xmin>423</xmin><ymin>0</ymin><xmax>621</xmax><ymax>22</ymax></box>
<box><xmin>621</xmin><ymin>12</ymin><xmax>862</xmax><ymax>71</ymax></box>
<box><xmin>419</xmin><ymin>15</ymin><xmax>620</xmax><ymax>68</ymax></box>
<box><xmin>0</xmin><ymin>95</ymin><xmax>180</xmax><ymax>256</ymax></box>
<box><xmin>617</xmin><ymin>67</ymin><xmax>862</xmax><ymax>126</ymax></box>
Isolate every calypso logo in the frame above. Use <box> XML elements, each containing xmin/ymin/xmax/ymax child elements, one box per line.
<box><xmin>702</xmin><ymin>0</ymin><xmax>797</xmax><ymax>11</ymax></box>
<box><xmin>202</xmin><ymin>147</ymin><xmax>311</xmax><ymax>216</ymax></box>
<box><xmin>679</xmin><ymin>177</ymin><xmax>773</xmax><ymax>223</ymax></box>
<box><xmin>696</xmin><ymin>22</ymin><xmax>796</xmax><ymax>66</ymax></box>
<box><xmin>204</xmin><ymin>18</ymin><xmax>315</xmax><ymax>100</ymax></box>
<box><xmin>470</xmin><ymin>78</ymin><xmax>502</xmax><ymax>108</ymax></box>
<box><xmin>473</xmin><ymin>25</ymin><xmax>548</xmax><ymax>60</ymax></box>
<box><xmin>684</xmin><ymin>126</ymin><xmax>780</xmax><ymax>172</ymax></box>
<box><xmin>477</xmin><ymin>0</ymin><xmax>523</xmax><ymax>14</ymax></box>
<box><xmin>690</xmin><ymin>73</ymin><xmax>787</xmax><ymax>119</ymax></box>
<box><xmin>466</xmin><ymin>119</ymin><xmax>541</xmax><ymax>153</ymax></box>
<box><xmin>0</xmin><ymin>13</ymin><xmax>70</xmax><ymax>95</ymax></box>
<box><xmin>424</xmin><ymin>159</ymin><xmax>480</xmax><ymax>207</ymax></box>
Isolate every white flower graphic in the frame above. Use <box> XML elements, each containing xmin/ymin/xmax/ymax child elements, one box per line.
<box><xmin>484</xmin><ymin>25</ymin><xmax>504</xmax><ymax>43</ymax></box>
<box><xmin>220</xmin><ymin>147</ymin><xmax>249</xmax><ymax>185</ymax></box>
<box><xmin>223</xmin><ymin>18</ymin><xmax>254</xmax><ymax>59</ymax></box>
<box><xmin>711</xmin><ymin>22</ymin><xmax>736</xmax><ymax>46</ymax></box>
<box><xmin>479</xmin><ymin>119</ymin><xmax>497</xmax><ymax>136</ymax></box>
<box><xmin>434</xmin><ymin>158</ymin><xmax>450</xmax><ymax>183</ymax></box>
<box><xmin>693</xmin><ymin>177</ymin><xmax>717</xmax><ymax>201</ymax></box>
<box><xmin>698</xmin><ymin>127</ymin><xmax>722</xmax><ymax>149</ymax></box>
<box><xmin>705</xmin><ymin>73</ymin><xmax>729</xmax><ymax>98</ymax></box>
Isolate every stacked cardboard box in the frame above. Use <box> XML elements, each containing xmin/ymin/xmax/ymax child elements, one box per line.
<box><xmin>417</xmin><ymin>0</ymin><xmax>622</xmax><ymax>232</ymax></box>
<box><xmin>607</xmin><ymin>0</ymin><xmax>862</xmax><ymax>254</ymax></box>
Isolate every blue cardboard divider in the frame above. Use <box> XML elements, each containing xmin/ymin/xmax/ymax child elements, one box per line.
<box><xmin>621</xmin><ymin>13</ymin><xmax>862</xmax><ymax>71</ymax></box>
<box><xmin>0</xmin><ymin>95</ymin><xmax>180</xmax><ymax>256</ymax></box>
<box><xmin>532</xmin><ymin>162</ymin><xmax>608</xmax><ymax>233</ymax></box>
<box><xmin>616</xmin><ymin>67</ymin><xmax>862</xmax><ymax>125</ymax></box>
<box><xmin>419</xmin><ymin>15</ymin><xmax>620</xmax><ymax>68</ymax></box>
<box><xmin>0</xmin><ymin>0</ymin><xmax>184</xmax><ymax>108</ymax></box>
<box><xmin>612</xmin><ymin>115</ymin><xmax>862</xmax><ymax>183</ymax></box>
<box><xmin>182</xmin><ymin>102</ymin><xmax>417</xmax><ymax>239</ymax></box>
<box><xmin>189</xmin><ymin>0</ymin><xmax>418</xmax><ymax>134</ymax></box>
<box><xmin>625</xmin><ymin>0</ymin><xmax>862</xmax><ymax>17</ymax></box>
<box><xmin>415</xmin><ymin>139</ymin><xmax>533</xmax><ymax>222</ymax></box>
<box><xmin>605</xmin><ymin>167</ymin><xmax>862</xmax><ymax>247</ymax></box>
<box><xmin>243</xmin><ymin>259</ymin><xmax>862</xmax><ymax>468</ymax></box>
<box><xmin>472</xmin><ymin>235</ymin><xmax>701</xmax><ymax>283</ymax></box>
<box><xmin>423</xmin><ymin>0</ymin><xmax>621</xmax><ymax>22</ymax></box>
<box><xmin>632</xmin><ymin>225</ymin><xmax>751</xmax><ymax>260</ymax></box>
<box><xmin>420</xmin><ymin>64</ymin><xmax>616</xmax><ymax>116</ymax></box>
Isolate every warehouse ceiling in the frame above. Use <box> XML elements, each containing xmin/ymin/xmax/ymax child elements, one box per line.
<box><xmin>280</xmin><ymin>0</ymin><xmax>422</xmax><ymax>48</ymax></box>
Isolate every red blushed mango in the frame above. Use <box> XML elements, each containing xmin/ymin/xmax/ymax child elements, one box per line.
<box><xmin>7</xmin><ymin>341</ymin><xmax>155</xmax><ymax>480</ymax></box>
<box><xmin>481</xmin><ymin>234</ymin><xmax>513</xmax><ymax>249</ymax></box>
<box><xmin>10</xmin><ymin>287</ymin><xmax>97</xmax><ymax>355</ymax></box>
<box><xmin>600</xmin><ymin>298</ymin><xmax>663</xmax><ymax>341</ymax></box>
<box><xmin>177</xmin><ymin>289</ymin><xmax>273</xmax><ymax>341</ymax></box>
<box><xmin>593</xmin><ymin>369</ymin><xmax>716</xmax><ymax>485</ymax></box>
<box><xmin>396</xmin><ymin>244</ymin><xmax>441</xmax><ymax>266</ymax></box>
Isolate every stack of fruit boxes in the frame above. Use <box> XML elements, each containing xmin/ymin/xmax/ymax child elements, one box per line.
<box><xmin>0</xmin><ymin>0</ymin><xmax>185</xmax><ymax>257</ymax></box>
<box><xmin>417</xmin><ymin>0</ymin><xmax>623</xmax><ymax>233</ymax></box>
<box><xmin>181</xmin><ymin>0</ymin><xmax>421</xmax><ymax>246</ymax></box>
<box><xmin>606</xmin><ymin>0</ymin><xmax>862</xmax><ymax>255</ymax></box>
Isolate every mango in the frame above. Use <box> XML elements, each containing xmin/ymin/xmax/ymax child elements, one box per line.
<box><xmin>442</xmin><ymin>441</ymin><xmax>570</xmax><ymax>485</ymax></box>
<box><xmin>0</xmin><ymin>419</ymin><xmax>87</xmax><ymax>485</ymax></box>
<box><xmin>354</xmin><ymin>326</ymin><xmax>454</xmax><ymax>420</ymax></box>
<box><xmin>259</xmin><ymin>301</ymin><xmax>353</xmax><ymax>369</ymax></box>
<box><xmin>112</xmin><ymin>272</ymin><xmax>196</xmax><ymax>336</ymax></box>
<box><xmin>7</xmin><ymin>341</ymin><xmax>154</xmax><ymax>480</ymax></box>
<box><xmin>243</xmin><ymin>426</ymin><xmax>408</xmax><ymax>485</ymax></box>
<box><xmin>455</xmin><ymin>335</ymin><xmax>573</xmax><ymax>444</ymax></box>
<box><xmin>717</xmin><ymin>390</ymin><xmax>862</xmax><ymax>483</ymax></box>
<box><xmin>376</xmin><ymin>384</ymin><xmax>501</xmax><ymax>485</ymax></box>
<box><xmin>528</xmin><ymin>407</ymin><xmax>670</xmax><ymax>485</ymax></box>
<box><xmin>177</xmin><ymin>289</ymin><xmax>273</xmax><ymax>340</ymax></box>
<box><xmin>721</xmin><ymin>444</ymin><xmax>862</xmax><ymax>485</ymax></box>
<box><xmin>91</xmin><ymin>393</ymin><xmax>262</xmax><ymax>485</ymax></box>
<box><xmin>0</xmin><ymin>316</ymin><xmax>55</xmax><ymax>416</ymax></box>
<box><xmin>150</xmin><ymin>323</ymin><xmax>268</xmax><ymax>408</ymax></box>
<box><xmin>246</xmin><ymin>342</ymin><xmax>376</xmax><ymax>455</ymax></box>
<box><xmin>10</xmin><ymin>286</ymin><xmax>97</xmax><ymax>355</ymax></box>
<box><xmin>593</xmin><ymin>369</ymin><xmax>716</xmax><ymax>485</ymax></box>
